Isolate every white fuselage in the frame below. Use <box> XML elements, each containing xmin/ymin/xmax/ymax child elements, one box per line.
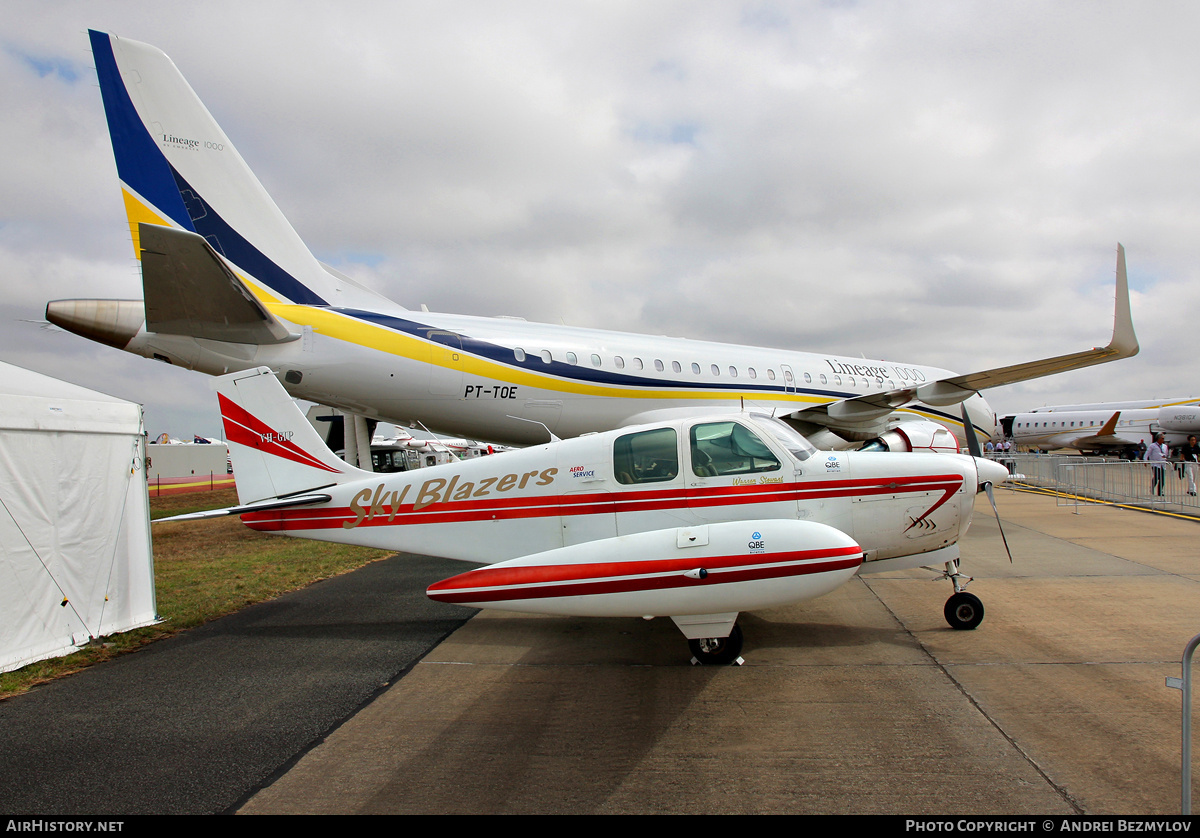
<box><xmin>123</xmin><ymin>304</ymin><xmax>997</xmax><ymax>448</ymax></box>
<box><xmin>1008</xmin><ymin>403</ymin><xmax>1200</xmax><ymax>452</ymax></box>
<box><xmin>238</xmin><ymin>412</ymin><xmax>988</xmax><ymax>575</ymax></box>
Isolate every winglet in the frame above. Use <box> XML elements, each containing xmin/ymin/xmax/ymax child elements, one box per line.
<box><xmin>929</xmin><ymin>244</ymin><xmax>1139</xmax><ymax>395</ymax></box>
<box><xmin>1109</xmin><ymin>244</ymin><xmax>1138</xmax><ymax>358</ymax></box>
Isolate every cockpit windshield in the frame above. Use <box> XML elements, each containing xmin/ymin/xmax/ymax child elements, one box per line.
<box><xmin>748</xmin><ymin>415</ymin><xmax>817</xmax><ymax>462</ymax></box>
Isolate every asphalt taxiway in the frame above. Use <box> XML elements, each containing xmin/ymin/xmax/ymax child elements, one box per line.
<box><xmin>2</xmin><ymin>489</ymin><xmax>1198</xmax><ymax>815</ymax></box>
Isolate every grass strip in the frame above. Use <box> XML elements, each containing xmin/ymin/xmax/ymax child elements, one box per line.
<box><xmin>1</xmin><ymin>488</ymin><xmax>391</xmax><ymax>699</ymax></box>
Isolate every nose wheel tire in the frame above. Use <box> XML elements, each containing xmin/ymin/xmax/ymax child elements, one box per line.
<box><xmin>688</xmin><ymin>624</ymin><xmax>744</xmax><ymax>665</ymax></box>
<box><xmin>944</xmin><ymin>592</ymin><xmax>984</xmax><ymax>630</ymax></box>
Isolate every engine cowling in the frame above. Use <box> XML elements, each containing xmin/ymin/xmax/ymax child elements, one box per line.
<box><xmin>861</xmin><ymin>421</ymin><xmax>960</xmax><ymax>454</ymax></box>
<box><xmin>1158</xmin><ymin>406</ymin><xmax>1200</xmax><ymax>432</ymax></box>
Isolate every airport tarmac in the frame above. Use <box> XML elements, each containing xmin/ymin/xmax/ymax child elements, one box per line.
<box><xmin>238</xmin><ymin>488</ymin><xmax>1200</xmax><ymax>816</ymax></box>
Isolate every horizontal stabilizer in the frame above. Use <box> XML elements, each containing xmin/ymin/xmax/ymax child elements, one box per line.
<box><xmin>154</xmin><ymin>493</ymin><xmax>332</xmax><ymax>523</ymax></box>
<box><xmin>140</xmin><ymin>224</ymin><xmax>298</xmax><ymax>344</ymax></box>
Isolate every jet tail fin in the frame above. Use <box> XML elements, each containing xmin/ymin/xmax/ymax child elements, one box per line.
<box><xmin>89</xmin><ymin>30</ymin><xmax>394</xmax><ymax>311</ymax></box>
<box><xmin>215</xmin><ymin>367</ymin><xmax>365</xmax><ymax>504</ymax></box>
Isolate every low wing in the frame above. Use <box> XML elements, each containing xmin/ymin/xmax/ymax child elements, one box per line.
<box><xmin>1058</xmin><ymin>411</ymin><xmax>1134</xmax><ymax>450</ymax></box>
<box><xmin>786</xmin><ymin>244</ymin><xmax>1137</xmax><ymax>430</ymax></box>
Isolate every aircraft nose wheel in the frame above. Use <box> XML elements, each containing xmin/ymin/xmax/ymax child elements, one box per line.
<box><xmin>944</xmin><ymin>592</ymin><xmax>984</xmax><ymax>630</ymax></box>
<box><xmin>688</xmin><ymin>624</ymin><xmax>744</xmax><ymax>665</ymax></box>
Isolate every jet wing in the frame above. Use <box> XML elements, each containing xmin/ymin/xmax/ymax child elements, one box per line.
<box><xmin>139</xmin><ymin>223</ymin><xmax>299</xmax><ymax>345</ymax></box>
<box><xmin>786</xmin><ymin>245</ymin><xmax>1137</xmax><ymax>429</ymax></box>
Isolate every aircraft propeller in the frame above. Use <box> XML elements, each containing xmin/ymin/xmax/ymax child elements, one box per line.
<box><xmin>962</xmin><ymin>404</ymin><xmax>1013</xmax><ymax>563</ymax></box>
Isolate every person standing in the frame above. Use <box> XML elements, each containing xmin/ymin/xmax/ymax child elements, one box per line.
<box><xmin>1182</xmin><ymin>435</ymin><xmax>1200</xmax><ymax>496</ymax></box>
<box><xmin>1144</xmin><ymin>432</ymin><xmax>1169</xmax><ymax>497</ymax></box>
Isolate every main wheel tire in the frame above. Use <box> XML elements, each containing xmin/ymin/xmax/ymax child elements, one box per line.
<box><xmin>944</xmin><ymin>592</ymin><xmax>984</xmax><ymax>630</ymax></box>
<box><xmin>688</xmin><ymin>624</ymin><xmax>744</xmax><ymax>665</ymax></box>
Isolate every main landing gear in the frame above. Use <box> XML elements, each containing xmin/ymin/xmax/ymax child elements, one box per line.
<box><xmin>938</xmin><ymin>557</ymin><xmax>985</xmax><ymax>631</ymax></box>
<box><xmin>687</xmin><ymin>624</ymin><xmax>744</xmax><ymax>665</ymax></box>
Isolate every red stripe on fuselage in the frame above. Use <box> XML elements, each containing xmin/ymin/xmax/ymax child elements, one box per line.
<box><xmin>240</xmin><ymin>474</ymin><xmax>964</xmax><ymax>531</ymax></box>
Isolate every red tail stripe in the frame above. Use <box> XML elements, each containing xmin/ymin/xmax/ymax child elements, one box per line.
<box><xmin>218</xmin><ymin>392</ymin><xmax>342</xmax><ymax>474</ymax></box>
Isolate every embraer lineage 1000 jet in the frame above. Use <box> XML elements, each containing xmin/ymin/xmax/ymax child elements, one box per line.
<box><xmin>48</xmin><ymin>31</ymin><xmax>1138</xmax><ymax>458</ymax></box>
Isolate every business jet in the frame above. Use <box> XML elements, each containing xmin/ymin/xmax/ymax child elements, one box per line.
<box><xmin>47</xmin><ymin>31</ymin><xmax>1138</xmax><ymax>459</ymax></box>
<box><xmin>1004</xmin><ymin>401</ymin><xmax>1200</xmax><ymax>456</ymax></box>
<box><xmin>161</xmin><ymin>366</ymin><xmax>1013</xmax><ymax>663</ymax></box>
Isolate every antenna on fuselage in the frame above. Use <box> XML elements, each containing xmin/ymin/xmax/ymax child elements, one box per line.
<box><xmin>506</xmin><ymin>415</ymin><xmax>561</xmax><ymax>443</ymax></box>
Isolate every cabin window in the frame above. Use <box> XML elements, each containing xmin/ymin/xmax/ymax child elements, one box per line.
<box><xmin>729</xmin><ymin>366</ymin><xmax>738</xmax><ymax>378</ymax></box>
<box><xmin>692</xmin><ymin>363</ymin><xmax>701</xmax><ymax>375</ymax></box>
<box><xmin>614</xmin><ymin>355</ymin><xmax>625</xmax><ymax>369</ymax></box>
<box><xmin>803</xmin><ymin>373</ymin><xmax>811</xmax><ymax>383</ymax></box>
<box><xmin>566</xmin><ymin>352</ymin><xmax>578</xmax><ymax>365</ymax></box>
<box><xmin>591</xmin><ymin>354</ymin><xmax>602</xmax><ymax>367</ymax></box>
<box><xmin>784</xmin><ymin>370</ymin><xmax>794</xmax><ymax>383</ymax></box>
<box><xmin>819</xmin><ymin>374</ymin><xmax>827</xmax><ymax>384</ymax></box>
<box><xmin>767</xmin><ymin>369</ymin><xmax>776</xmax><ymax>381</ymax></box>
<box><xmin>654</xmin><ymin>359</ymin><xmax>664</xmax><ymax>372</ymax></box>
<box><xmin>514</xmin><ymin>348</ymin><xmax>526</xmax><ymax>362</ymax></box>
<box><xmin>633</xmin><ymin>358</ymin><xmax>643</xmax><ymax>370</ymax></box>
<box><xmin>672</xmin><ymin>361</ymin><xmax>682</xmax><ymax>373</ymax></box>
<box><xmin>614</xmin><ymin>427</ymin><xmax>678</xmax><ymax>485</ymax></box>
<box><xmin>690</xmin><ymin>421</ymin><xmax>781</xmax><ymax>477</ymax></box>
<box><xmin>748</xmin><ymin>367</ymin><xmax>757</xmax><ymax>379</ymax></box>
<box><xmin>711</xmin><ymin>364</ymin><xmax>720</xmax><ymax>376</ymax></box>
<box><xmin>540</xmin><ymin>350</ymin><xmax>552</xmax><ymax>364</ymax></box>
<box><xmin>833</xmin><ymin>375</ymin><xmax>842</xmax><ymax>386</ymax></box>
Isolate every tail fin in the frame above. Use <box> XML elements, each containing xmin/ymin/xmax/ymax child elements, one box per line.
<box><xmin>89</xmin><ymin>30</ymin><xmax>339</xmax><ymax>307</ymax></box>
<box><xmin>215</xmin><ymin>367</ymin><xmax>364</xmax><ymax>504</ymax></box>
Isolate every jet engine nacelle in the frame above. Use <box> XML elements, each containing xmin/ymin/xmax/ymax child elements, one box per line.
<box><xmin>1158</xmin><ymin>406</ymin><xmax>1200</xmax><ymax>432</ymax></box>
<box><xmin>863</xmin><ymin>421</ymin><xmax>960</xmax><ymax>455</ymax></box>
<box><xmin>426</xmin><ymin>519</ymin><xmax>863</xmax><ymax>619</ymax></box>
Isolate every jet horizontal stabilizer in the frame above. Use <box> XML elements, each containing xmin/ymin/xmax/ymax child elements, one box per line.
<box><xmin>140</xmin><ymin>224</ymin><xmax>299</xmax><ymax>345</ymax></box>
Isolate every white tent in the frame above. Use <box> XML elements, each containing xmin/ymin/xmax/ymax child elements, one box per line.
<box><xmin>0</xmin><ymin>361</ymin><xmax>157</xmax><ymax>673</ymax></box>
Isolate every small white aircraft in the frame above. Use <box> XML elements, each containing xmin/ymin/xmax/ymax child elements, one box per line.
<box><xmin>1004</xmin><ymin>400</ymin><xmax>1200</xmax><ymax>455</ymax></box>
<box><xmin>47</xmin><ymin>31</ymin><xmax>1138</xmax><ymax>456</ymax></box>
<box><xmin>162</xmin><ymin>366</ymin><xmax>1012</xmax><ymax>664</ymax></box>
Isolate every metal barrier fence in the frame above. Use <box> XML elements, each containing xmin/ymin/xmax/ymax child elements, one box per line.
<box><xmin>993</xmin><ymin>453</ymin><xmax>1200</xmax><ymax>513</ymax></box>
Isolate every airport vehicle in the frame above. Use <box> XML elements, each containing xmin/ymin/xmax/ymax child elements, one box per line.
<box><xmin>47</xmin><ymin>31</ymin><xmax>1137</xmax><ymax>456</ymax></box>
<box><xmin>1004</xmin><ymin>401</ymin><xmax>1200</xmax><ymax>456</ymax></box>
<box><xmin>163</xmin><ymin>367</ymin><xmax>1012</xmax><ymax>664</ymax></box>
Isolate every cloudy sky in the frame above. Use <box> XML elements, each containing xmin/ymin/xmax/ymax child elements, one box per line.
<box><xmin>3</xmin><ymin>1</ymin><xmax>1198</xmax><ymax>439</ymax></box>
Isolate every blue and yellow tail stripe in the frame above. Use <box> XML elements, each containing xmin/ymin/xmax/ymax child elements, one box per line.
<box><xmin>90</xmin><ymin>30</ymin><xmax>327</xmax><ymax>307</ymax></box>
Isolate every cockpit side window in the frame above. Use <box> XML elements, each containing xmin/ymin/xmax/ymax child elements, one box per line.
<box><xmin>614</xmin><ymin>427</ymin><xmax>679</xmax><ymax>485</ymax></box>
<box><xmin>689</xmin><ymin>421</ymin><xmax>781</xmax><ymax>477</ymax></box>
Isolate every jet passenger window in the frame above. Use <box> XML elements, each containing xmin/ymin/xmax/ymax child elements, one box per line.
<box><xmin>689</xmin><ymin>421</ymin><xmax>781</xmax><ymax>477</ymax></box>
<box><xmin>614</xmin><ymin>428</ymin><xmax>678</xmax><ymax>485</ymax></box>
